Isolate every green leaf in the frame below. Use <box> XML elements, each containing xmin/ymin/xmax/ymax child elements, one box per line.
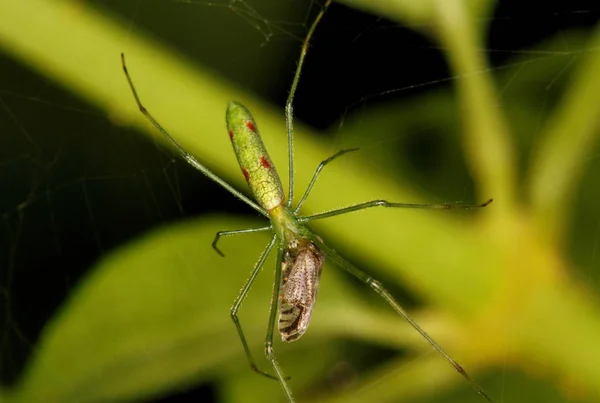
<box><xmin>11</xmin><ymin>217</ymin><xmax>273</xmax><ymax>402</ymax></box>
<box><xmin>10</xmin><ymin>215</ymin><xmax>428</xmax><ymax>402</ymax></box>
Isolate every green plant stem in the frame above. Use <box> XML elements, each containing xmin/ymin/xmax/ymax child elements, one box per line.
<box><xmin>528</xmin><ymin>25</ymin><xmax>600</xmax><ymax>245</ymax></box>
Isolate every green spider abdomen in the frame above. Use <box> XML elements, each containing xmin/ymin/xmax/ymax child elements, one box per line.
<box><xmin>226</xmin><ymin>102</ymin><xmax>284</xmax><ymax>211</ymax></box>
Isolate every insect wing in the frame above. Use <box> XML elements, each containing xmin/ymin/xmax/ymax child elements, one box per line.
<box><xmin>278</xmin><ymin>241</ymin><xmax>325</xmax><ymax>342</ymax></box>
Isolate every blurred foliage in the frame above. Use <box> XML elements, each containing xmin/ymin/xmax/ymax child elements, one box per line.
<box><xmin>0</xmin><ymin>0</ymin><xmax>600</xmax><ymax>403</ymax></box>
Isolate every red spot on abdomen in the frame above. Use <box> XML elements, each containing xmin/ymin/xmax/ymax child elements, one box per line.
<box><xmin>228</xmin><ymin>129</ymin><xmax>234</xmax><ymax>141</ymax></box>
<box><xmin>242</xmin><ymin>167</ymin><xmax>250</xmax><ymax>184</ymax></box>
<box><xmin>260</xmin><ymin>156</ymin><xmax>271</xmax><ymax>169</ymax></box>
<box><xmin>245</xmin><ymin>121</ymin><xmax>256</xmax><ymax>132</ymax></box>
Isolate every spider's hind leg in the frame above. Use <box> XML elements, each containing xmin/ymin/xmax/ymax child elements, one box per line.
<box><xmin>309</xmin><ymin>236</ymin><xmax>495</xmax><ymax>403</ymax></box>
